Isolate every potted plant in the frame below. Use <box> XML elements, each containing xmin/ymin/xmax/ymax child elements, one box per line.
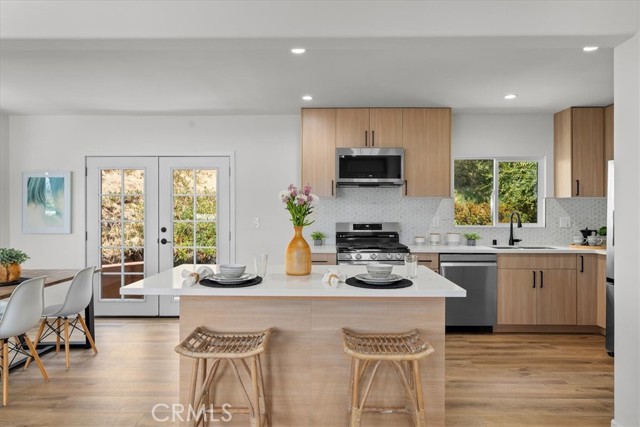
<box><xmin>463</xmin><ymin>232</ymin><xmax>481</xmax><ymax>246</ymax></box>
<box><xmin>311</xmin><ymin>231</ymin><xmax>326</xmax><ymax>246</ymax></box>
<box><xmin>0</xmin><ymin>248</ymin><xmax>30</xmax><ymax>283</ymax></box>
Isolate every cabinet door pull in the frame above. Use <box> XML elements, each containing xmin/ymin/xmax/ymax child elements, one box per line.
<box><xmin>364</xmin><ymin>130</ymin><xmax>368</xmax><ymax>146</ymax></box>
<box><xmin>532</xmin><ymin>271</ymin><xmax>536</xmax><ymax>288</ymax></box>
<box><xmin>331</xmin><ymin>180</ymin><xmax>334</xmax><ymax>196</ymax></box>
<box><xmin>576</xmin><ymin>179</ymin><xmax>580</xmax><ymax>196</ymax></box>
<box><xmin>540</xmin><ymin>270</ymin><xmax>544</xmax><ymax>288</ymax></box>
<box><xmin>580</xmin><ymin>255</ymin><xmax>584</xmax><ymax>273</ymax></box>
<box><xmin>404</xmin><ymin>180</ymin><xmax>408</xmax><ymax>196</ymax></box>
<box><xmin>372</xmin><ymin>130</ymin><xmax>375</xmax><ymax>147</ymax></box>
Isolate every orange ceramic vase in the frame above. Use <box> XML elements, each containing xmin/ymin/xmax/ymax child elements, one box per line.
<box><xmin>0</xmin><ymin>263</ymin><xmax>22</xmax><ymax>283</ymax></box>
<box><xmin>285</xmin><ymin>226</ymin><xmax>312</xmax><ymax>276</ymax></box>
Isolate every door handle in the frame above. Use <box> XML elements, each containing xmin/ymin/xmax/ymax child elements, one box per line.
<box><xmin>404</xmin><ymin>180</ymin><xmax>408</xmax><ymax>196</ymax></box>
<box><xmin>576</xmin><ymin>179</ymin><xmax>580</xmax><ymax>196</ymax></box>
<box><xmin>532</xmin><ymin>271</ymin><xmax>536</xmax><ymax>288</ymax></box>
<box><xmin>364</xmin><ymin>130</ymin><xmax>368</xmax><ymax>146</ymax></box>
<box><xmin>160</xmin><ymin>238</ymin><xmax>172</xmax><ymax>245</ymax></box>
<box><xmin>372</xmin><ymin>130</ymin><xmax>375</xmax><ymax>147</ymax></box>
<box><xmin>540</xmin><ymin>270</ymin><xmax>544</xmax><ymax>288</ymax></box>
<box><xmin>580</xmin><ymin>255</ymin><xmax>584</xmax><ymax>273</ymax></box>
<box><xmin>331</xmin><ymin>180</ymin><xmax>334</xmax><ymax>196</ymax></box>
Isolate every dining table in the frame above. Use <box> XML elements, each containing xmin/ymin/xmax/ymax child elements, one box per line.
<box><xmin>0</xmin><ymin>268</ymin><xmax>96</xmax><ymax>371</ymax></box>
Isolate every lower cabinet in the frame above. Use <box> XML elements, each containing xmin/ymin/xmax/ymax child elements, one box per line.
<box><xmin>497</xmin><ymin>268</ymin><xmax>576</xmax><ymax>325</ymax></box>
<box><xmin>413</xmin><ymin>252</ymin><xmax>439</xmax><ymax>274</ymax></box>
<box><xmin>311</xmin><ymin>253</ymin><xmax>337</xmax><ymax>266</ymax></box>
<box><xmin>577</xmin><ymin>254</ymin><xmax>597</xmax><ymax>325</ymax></box>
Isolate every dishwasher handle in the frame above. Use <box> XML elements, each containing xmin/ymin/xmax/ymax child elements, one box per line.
<box><xmin>440</xmin><ymin>262</ymin><xmax>497</xmax><ymax>276</ymax></box>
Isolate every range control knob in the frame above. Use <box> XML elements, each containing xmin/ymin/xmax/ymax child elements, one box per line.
<box><xmin>395</xmin><ymin>253</ymin><xmax>403</xmax><ymax>260</ymax></box>
<box><xmin>386</xmin><ymin>253</ymin><xmax>393</xmax><ymax>260</ymax></box>
<box><xmin>355</xmin><ymin>254</ymin><xmax>362</xmax><ymax>260</ymax></box>
<box><xmin>370</xmin><ymin>253</ymin><xmax>378</xmax><ymax>260</ymax></box>
<box><xmin>345</xmin><ymin>254</ymin><xmax>352</xmax><ymax>260</ymax></box>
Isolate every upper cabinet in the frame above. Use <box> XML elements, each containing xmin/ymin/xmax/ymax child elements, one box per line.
<box><xmin>604</xmin><ymin>104</ymin><xmax>614</xmax><ymax>196</ymax></box>
<box><xmin>301</xmin><ymin>109</ymin><xmax>336</xmax><ymax>197</ymax></box>
<box><xmin>336</xmin><ymin>108</ymin><xmax>402</xmax><ymax>148</ymax></box>
<box><xmin>554</xmin><ymin>107</ymin><xmax>605</xmax><ymax>197</ymax></box>
<box><xmin>402</xmin><ymin>108</ymin><xmax>452</xmax><ymax>197</ymax></box>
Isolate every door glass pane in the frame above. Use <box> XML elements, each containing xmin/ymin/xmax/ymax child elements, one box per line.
<box><xmin>99</xmin><ymin>168</ymin><xmax>146</xmax><ymax>300</ymax></box>
<box><xmin>172</xmin><ymin>168</ymin><xmax>218</xmax><ymax>267</ymax></box>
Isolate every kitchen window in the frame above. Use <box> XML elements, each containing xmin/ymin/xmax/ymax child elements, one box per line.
<box><xmin>453</xmin><ymin>158</ymin><xmax>544</xmax><ymax>227</ymax></box>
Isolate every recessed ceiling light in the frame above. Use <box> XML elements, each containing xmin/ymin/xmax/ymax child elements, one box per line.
<box><xmin>302</xmin><ymin>95</ymin><xmax>313</xmax><ymax>101</ymax></box>
<box><xmin>504</xmin><ymin>94</ymin><xmax>517</xmax><ymax>100</ymax></box>
<box><xmin>291</xmin><ymin>48</ymin><xmax>306</xmax><ymax>55</ymax></box>
<box><xmin>583</xmin><ymin>46</ymin><xmax>599</xmax><ymax>52</ymax></box>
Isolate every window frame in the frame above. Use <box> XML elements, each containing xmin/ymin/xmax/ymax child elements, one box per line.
<box><xmin>452</xmin><ymin>156</ymin><xmax>546</xmax><ymax>228</ymax></box>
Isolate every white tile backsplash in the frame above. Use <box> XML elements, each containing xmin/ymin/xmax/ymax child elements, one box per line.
<box><xmin>306</xmin><ymin>187</ymin><xmax>607</xmax><ymax>247</ymax></box>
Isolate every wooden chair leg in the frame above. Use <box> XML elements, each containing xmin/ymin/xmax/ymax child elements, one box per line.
<box><xmin>250</xmin><ymin>356</ymin><xmax>261</xmax><ymax>427</ymax></box>
<box><xmin>64</xmin><ymin>318</ymin><xmax>70</xmax><ymax>371</ymax></box>
<box><xmin>2</xmin><ymin>339</ymin><xmax>9</xmax><ymax>406</ymax></box>
<box><xmin>350</xmin><ymin>358</ymin><xmax>362</xmax><ymax>427</ymax></box>
<box><xmin>77</xmin><ymin>313</ymin><xmax>98</xmax><ymax>354</ymax></box>
<box><xmin>24</xmin><ymin>319</ymin><xmax>46</xmax><ymax>370</ymax></box>
<box><xmin>411</xmin><ymin>360</ymin><xmax>427</xmax><ymax>427</ymax></box>
<box><xmin>21</xmin><ymin>334</ymin><xmax>49</xmax><ymax>383</ymax></box>
<box><xmin>55</xmin><ymin>318</ymin><xmax>62</xmax><ymax>353</ymax></box>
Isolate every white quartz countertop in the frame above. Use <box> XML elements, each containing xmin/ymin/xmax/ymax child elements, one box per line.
<box><xmin>120</xmin><ymin>264</ymin><xmax>466</xmax><ymax>298</ymax></box>
<box><xmin>313</xmin><ymin>245</ymin><xmax>606</xmax><ymax>256</ymax></box>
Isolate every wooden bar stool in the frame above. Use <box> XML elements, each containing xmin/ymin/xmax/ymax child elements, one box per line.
<box><xmin>341</xmin><ymin>328</ymin><xmax>435</xmax><ymax>427</ymax></box>
<box><xmin>175</xmin><ymin>327</ymin><xmax>273</xmax><ymax>427</ymax></box>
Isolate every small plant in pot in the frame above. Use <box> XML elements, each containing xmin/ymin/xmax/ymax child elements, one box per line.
<box><xmin>464</xmin><ymin>232</ymin><xmax>481</xmax><ymax>246</ymax></box>
<box><xmin>0</xmin><ymin>248</ymin><xmax>30</xmax><ymax>283</ymax></box>
<box><xmin>310</xmin><ymin>231</ymin><xmax>326</xmax><ymax>246</ymax></box>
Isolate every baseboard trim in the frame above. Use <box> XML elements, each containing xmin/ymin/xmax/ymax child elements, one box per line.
<box><xmin>494</xmin><ymin>325</ymin><xmax>602</xmax><ymax>334</ymax></box>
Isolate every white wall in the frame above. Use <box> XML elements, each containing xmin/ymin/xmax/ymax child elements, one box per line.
<box><xmin>613</xmin><ymin>27</ymin><xmax>640</xmax><ymax>427</ymax></box>
<box><xmin>452</xmin><ymin>113</ymin><xmax>554</xmax><ymax>196</ymax></box>
<box><xmin>0</xmin><ymin>114</ymin><xmax>9</xmax><ymax>247</ymax></box>
<box><xmin>8</xmin><ymin>115</ymin><xmax>300</xmax><ymax>269</ymax></box>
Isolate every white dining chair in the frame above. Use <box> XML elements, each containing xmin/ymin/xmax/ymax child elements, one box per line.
<box><xmin>27</xmin><ymin>266</ymin><xmax>98</xmax><ymax>371</ymax></box>
<box><xmin>0</xmin><ymin>276</ymin><xmax>50</xmax><ymax>406</ymax></box>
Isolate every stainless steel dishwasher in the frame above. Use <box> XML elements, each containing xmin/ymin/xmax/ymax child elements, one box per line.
<box><xmin>440</xmin><ymin>253</ymin><xmax>497</xmax><ymax>328</ymax></box>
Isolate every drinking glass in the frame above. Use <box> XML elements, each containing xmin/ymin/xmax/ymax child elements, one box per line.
<box><xmin>254</xmin><ymin>253</ymin><xmax>268</xmax><ymax>278</ymax></box>
<box><xmin>404</xmin><ymin>254</ymin><xmax>418</xmax><ymax>279</ymax></box>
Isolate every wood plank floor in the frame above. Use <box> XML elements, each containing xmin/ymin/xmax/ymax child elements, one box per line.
<box><xmin>0</xmin><ymin>319</ymin><xmax>613</xmax><ymax>426</ymax></box>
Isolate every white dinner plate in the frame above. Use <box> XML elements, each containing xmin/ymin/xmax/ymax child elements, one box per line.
<box><xmin>354</xmin><ymin>273</ymin><xmax>403</xmax><ymax>285</ymax></box>
<box><xmin>210</xmin><ymin>273</ymin><xmax>257</xmax><ymax>284</ymax></box>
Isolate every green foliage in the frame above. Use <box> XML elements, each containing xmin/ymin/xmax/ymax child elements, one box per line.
<box><xmin>0</xmin><ymin>248</ymin><xmax>30</xmax><ymax>266</ymax></box>
<box><xmin>464</xmin><ymin>232</ymin><xmax>481</xmax><ymax>240</ymax></box>
<box><xmin>311</xmin><ymin>231</ymin><xmax>326</xmax><ymax>241</ymax></box>
<box><xmin>454</xmin><ymin>159</ymin><xmax>539</xmax><ymax>226</ymax></box>
<box><xmin>598</xmin><ymin>226</ymin><xmax>607</xmax><ymax>236</ymax></box>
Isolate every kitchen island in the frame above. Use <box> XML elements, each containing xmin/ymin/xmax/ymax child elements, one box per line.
<box><xmin>121</xmin><ymin>264</ymin><xmax>465</xmax><ymax>427</ymax></box>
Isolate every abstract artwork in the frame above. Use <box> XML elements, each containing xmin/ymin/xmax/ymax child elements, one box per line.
<box><xmin>22</xmin><ymin>171</ymin><xmax>71</xmax><ymax>233</ymax></box>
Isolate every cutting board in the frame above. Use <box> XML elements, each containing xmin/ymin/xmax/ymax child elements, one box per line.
<box><xmin>570</xmin><ymin>244</ymin><xmax>606</xmax><ymax>250</ymax></box>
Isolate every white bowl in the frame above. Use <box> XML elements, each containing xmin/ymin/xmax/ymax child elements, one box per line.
<box><xmin>219</xmin><ymin>264</ymin><xmax>246</xmax><ymax>278</ymax></box>
<box><xmin>366</xmin><ymin>264</ymin><xmax>393</xmax><ymax>278</ymax></box>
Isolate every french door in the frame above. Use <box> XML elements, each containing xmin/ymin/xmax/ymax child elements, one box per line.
<box><xmin>86</xmin><ymin>156</ymin><xmax>231</xmax><ymax>316</ymax></box>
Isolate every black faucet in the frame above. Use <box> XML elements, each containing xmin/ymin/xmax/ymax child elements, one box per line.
<box><xmin>509</xmin><ymin>211</ymin><xmax>522</xmax><ymax>246</ymax></box>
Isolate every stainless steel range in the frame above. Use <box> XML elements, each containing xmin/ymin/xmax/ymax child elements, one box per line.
<box><xmin>336</xmin><ymin>222</ymin><xmax>409</xmax><ymax>265</ymax></box>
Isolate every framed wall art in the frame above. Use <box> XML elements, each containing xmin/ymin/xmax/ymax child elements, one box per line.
<box><xmin>22</xmin><ymin>171</ymin><xmax>72</xmax><ymax>234</ymax></box>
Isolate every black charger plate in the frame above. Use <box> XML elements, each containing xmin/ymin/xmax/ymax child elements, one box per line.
<box><xmin>200</xmin><ymin>276</ymin><xmax>263</xmax><ymax>288</ymax></box>
<box><xmin>345</xmin><ymin>277</ymin><xmax>413</xmax><ymax>289</ymax></box>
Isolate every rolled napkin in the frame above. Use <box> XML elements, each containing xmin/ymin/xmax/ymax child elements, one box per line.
<box><xmin>181</xmin><ymin>266</ymin><xmax>215</xmax><ymax>287</ymax></box>
<box><xmin>322</xmin><ymin>268</ymin><xmax>346</xmax><ymax>288</ymax></box>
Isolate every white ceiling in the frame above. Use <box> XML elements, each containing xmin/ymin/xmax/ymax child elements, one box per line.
<box><xmin>0</xmin><ymin>1</ymin><xmax>637</xmax><ymax>116</ymax></box>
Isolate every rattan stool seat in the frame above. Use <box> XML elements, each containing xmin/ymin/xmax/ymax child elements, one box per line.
<box><xmin>342</xmin><ymin>328</ymin><xmax>434</xmax><ymax>361</ymax></box>
<box><xmin>175</xmin><ymin>327</ymin><xmax>273</xmax><ymax>427</ymax></box>
<box><xmin>175</xmin><ymin>326</ymin><xmax>272</xmax><ymax>359</ymax></box>
<box><xmin>342</xmin><ymin>328</ymin><xmax>434</xmax><ymax>427</ymax></box>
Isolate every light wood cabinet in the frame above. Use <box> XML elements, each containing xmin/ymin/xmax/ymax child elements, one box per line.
<box><xmin>413</xmin><ymin>252</ymin><xmax>439</xmax><ymax>273</ymax></box>
<box><xmin>596</xmin><ymin>255</ymin><xmax>607</xmax><ymax>329</ymax></box>
<box><xmin>336</xmin><ymin>108</ymin><xmax>402</xmax><ymax>148</ymax></box>
<box><xmin>311</xmin><ymin>253</ymin><xmax>336</xmax><ymax>266</ymax></box>
<box><xmin>577</xmin><ymin>254</ymin><xmax>598</xmax><ymax>325</ymax></box>
<box><xmin>402</xmin><ymin>108</ymin><xmax>452</xmax><ymax>197</ymax></box>
<box><xmin>554</xmin><ymin>107</ymin><xmax>605</xmax><ymax>197</ymax></box>
<box><xmin>498</xmin><ymin>254</ymin><xmax>577</xmax><ymax>325</ymax></box>
<box><xmin>604</xmin><ymin>104</ymin><xmax>614</xmax><ymax>196</ymax></box>
<box><xmin>301</xmin><ymin>109</ymin><xmax>336</xmax><ymax>197</ymax></box>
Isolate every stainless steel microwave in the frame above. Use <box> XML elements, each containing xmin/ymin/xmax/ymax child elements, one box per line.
<box><xmin>336</xmin><ymin>148</ymin><xmax>404</xmax><ymax>187</ymax></box>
